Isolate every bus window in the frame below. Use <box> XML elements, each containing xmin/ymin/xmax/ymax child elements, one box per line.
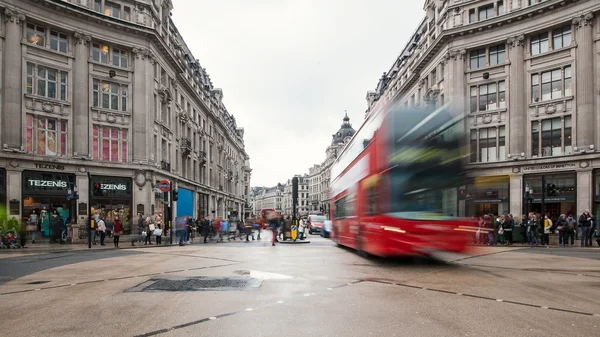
<box><xmin>367</xmin><ymin>188</ymin><xmax>376</xmax><ymax>216</ymax></box>
<box><xmin>335</xmin><ymin>197</ymin><xmax>346</xmax><ymax>219</ymax></box>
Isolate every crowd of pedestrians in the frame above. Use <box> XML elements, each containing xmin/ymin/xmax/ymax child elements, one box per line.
<box><xmin>473</xmin><ymin>209</ymin><xmax>600</xmax><ymax>247</ymax></box>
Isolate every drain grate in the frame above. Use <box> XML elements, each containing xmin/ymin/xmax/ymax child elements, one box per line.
<box><xmin>27</xmin><ymin>281</ymin><xmax>50</xmax><ymax>285</ymax></box>
<box><xmin>127</xmin><ymin>276</ymin><xmax>262</xmax><ymax>292</ymax></box>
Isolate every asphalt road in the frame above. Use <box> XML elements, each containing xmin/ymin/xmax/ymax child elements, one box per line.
<box><xmin>0</xmin><ymin>233</ymin><xmax>599</xmax><ymax>337</ymax></box>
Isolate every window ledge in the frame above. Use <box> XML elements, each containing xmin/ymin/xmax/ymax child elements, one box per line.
<box><xmin>529</xmin><ymin>96</ymin><xmax>574</xmax><ymax>108</ymax></box>
<box><xmin>525</xmin><ymin>44</ymin><xmax>576</xmax><ymax>61</ymax></box>
<box><xmin>91</xmin><ymin>106</ymin><xmax>130</xmax><ymax>116</ymax></box>
<box><xmin>89</xmin><ymin>59</ymin><xmax>132</xmax><ymax>72</ymax></box>
<box><xmin>25</xmin><ymin>94</ymin><xmax>71</xmax><ymax>106</ymax></box>
<box><xmin>22</xmin><ymin>42</ymin><xmax>74</xmax><ymax>59</ymax></box>
<box><xmin>470</xmin><ymin>107</ymin><xmax>507</xmax><ymax>116</ymax></box>
<box><xmin>466</xmin><ymin>62</ymin><xmax>510</xmax><ymax>74</ymax></box>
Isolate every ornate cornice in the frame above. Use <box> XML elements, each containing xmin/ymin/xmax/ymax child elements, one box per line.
<box><xmin>507</xmin><ymin>34</ymin><xmax>525</xmax><ymax>49</ymax></box>
<box><xmin>73</xmin><ymin>31</ymin><xmax>92</xmax><ymax>46</ymax></box>
<box><xmin>444</xmin><ymin>49</ymin><xmax>466</xmax><ymax>61</ymax></box>
<box><xmin>132</xmin><ymin>47</ymin><xmax>156</xmax><ymax>64</ymax></box>
<box><xmin>4</xmin><ymin>8</ymin><xmax>25</xmax><ymax>25</ymax></box>
<box><xmin>573</xmin><ymin>13</ymin><xmax>594</xmax><ymax>29</ymax></box>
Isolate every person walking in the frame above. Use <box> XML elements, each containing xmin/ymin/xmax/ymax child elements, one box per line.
<box><xmin>97</xmin><ymin>216</ymin><xmax>106</xmax><ymax>246</ymax></box>
<box><xmin>578</xmin><ymin>209</ymin><xmax>592</xmax><ymax>247</ymax></box>
<box><xmin>203</xmin><ymin>217</ymin><xmax>211</xmax><ymax>243</ymax></box>
<box><xmin>268</xmin><ymin>212</ymin><xmax>279</xmax><ymax>246</ymax></box>
<box><xmin>144</xmin><ymin>217</ymin><xmax>153</xmax><ymax>245</ymax></box>
<box><xmin>49</xmin><ymin>211</ymin><xmax>65</xmax><ymax>244</ymax></box>
<box><xmin>186</xmin><ymin>216</ymin><xmax>193</xmax><ymax>244</ymax></box>
<box><xmin>565</xmin><ymin>214</ymin><xmax>576</xmax><ymax>247</ymax></box>
<box><xmin>113</xmin><ymin>216</ymin><xmax>123</xmax><ymax>248</ymax></box>
<box><xmin>587</xmin><ymin>212</ymin><xmax>595</xmax><ymax>247</ymax></box>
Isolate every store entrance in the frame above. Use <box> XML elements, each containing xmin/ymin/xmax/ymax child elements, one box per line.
<box><xmin>528</xmin><ymin>202</ymin><xmax>576</xmax><ymax>221</ymax></box>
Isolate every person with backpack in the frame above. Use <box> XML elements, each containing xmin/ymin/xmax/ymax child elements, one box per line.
<box><xmin>527</xmin><ymin>214</ymin><xmax>538</xmax><ymax>246</ymax></box>
<box><xmin>565</xmin><ymin>214</ymin><xmax>576</xmax><ymax>247</ymax></box>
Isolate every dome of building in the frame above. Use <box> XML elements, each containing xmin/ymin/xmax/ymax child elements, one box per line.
<box><xmin>331</xmin><ymin>113</ymin><xmax>356</xmax><ymax>145</ymax></box>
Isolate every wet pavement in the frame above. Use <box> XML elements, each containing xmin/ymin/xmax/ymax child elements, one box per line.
<box><xmin>0</xmin><ymin>232</ymin><xmax>599</xmax><ymax>337</ymax></box>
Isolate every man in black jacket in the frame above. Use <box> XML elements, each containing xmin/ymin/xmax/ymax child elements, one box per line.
<box><xmin>578</xmin><ymin>209</ymin><xmax>592</xmax><ymax>247</ymax></box>
<box><xmin>50</xmin><ymin>211</ymin><xmax>65</xmax><ymax>244</ymax></box>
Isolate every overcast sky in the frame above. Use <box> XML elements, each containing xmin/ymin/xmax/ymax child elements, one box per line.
<box><xmin>172</xmin><ymin>0</ymin><xmax>425</xmax><ymax>187</ymax></box>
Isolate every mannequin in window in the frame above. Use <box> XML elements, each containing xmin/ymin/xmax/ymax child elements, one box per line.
<box><xmin>41</xmin><ymin>207</ymin><xmax>49</xmax><ymax>237</ymax></box>
<box><xmin>28</xmin><ymin>210</ymin><xmax>39</xmax><ymax>243</ymax></box>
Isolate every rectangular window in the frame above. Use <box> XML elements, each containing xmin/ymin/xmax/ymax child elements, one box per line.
<box><xmin>531</xmin><ymin>74</ymin><xmax>540</xmax><ymax>103</ymax></box>
<box><xmin>26</xmin><ymin>23</ymin><xmax>46</xmax><ymax>46</ymax></box>
<box><xmin>470</xmin><ymin>86</ymin><xmax>478</xmax><ymax>113</ymax></box>
<box><xmin>92</xmin><ymin>125</ymin><xmax>128</xmax><ymax>162</ymax></box>
<box><xmin>552</xmin><ymin>26</ymin><xmax>571</xmax><ymax>50</ymax></box>
<box><xmin>479</xmin><ymin>127</ymin><xmax>497</xmax><ymax>162</ymax></box>
<box><xmin>478</xmin><ymin>4</ymin><xmax>494</xmax><ymax>21</ymax></box>
<box><xmin>498</xmin><ymin>81</ymin><xmax>506</xmax><ymax>108</ymax></box>
<box><xmin>531</xmin><ymin>33</ymin><xmax>549</xmax><ymax>56</ymax></box>
<box><xmin>469</xmin><ymin>9</ymin><xmax>476</xmax><ymax>23</ymax></box>
<box><xmin>92</xmin><ymin>43</ymin><xmax>109</xmax><ymax>63</ymax></box>
<box><xmin>124</xmin><ymin>6</ymin><xmax>131</xmax><ymax>20</ymax></box>
<box><xmin>112</xmin><ymin>48</ymin><xmax>129</xmax><ymax>68</ymax></box>
<box><xmin>49</xmin><ymin>31</ymin><xmax>68</xmax><ymax>53</ymax></box>
<box><xmin>541</xmin><ymin>117</ymin><xmax>562</xmax><ymax>157</ymax></box>
<box><xmin>497</xmin><ymin>1</ymin><xmax>504</xmax><ymax>15</ymax></box>
<box><xmin>532</xmin><ymin>122</ymin><xmax>539</xmax><ymax>157</ymax></box>
<box><xmin>564</xmin><ymin>66</ymin><xmax>572</xmax><ymax>97</ymax></box>
<box><xmin>470</xmin><ymin>130</ymin><xmax>478</xmax><ymax>162</ymax></box>
<box><xmin>470</xmin><ymin>49</ymin><xmax>486</xmax><ymax>69</ymax></box>
<box><xmin>498</xmin><ymin>126</ymin><xmax>506</xmax><ymax>160</ymax></box>
<box><xmin>92</xmin><ymin>79</ymin><xmax>127</xmax><ymax>111</ymax></box>
<box><xmin>94</xmin><ymin>0</ymin><xmax>101</xmax><ymax>12</ymax></box>
<box><xmin>27</xmin><ymin>63</ymin><xmax>68</xmax><ymax>101</ymax></box>
<box><xmin>432</xmin><ymin>69</ymin><xmax>437</xmax><ymax>84</ymax></box>
<box><xmin>479</xmin><ymin>83</ymin><xmax>497</xmax><ymax>111</ymax></box>
<box><xmin>25</xmin><ymin>115</ymin><xmax>67</xmax><ymax>156</ymax></box>
<box><xmin>104</xmin><ymin>1</ymin><xmax>121</xmax><ymax>19</ymax></box>
<box><xmin>489</xmin><ymin>45</ymin><xmax>505</xmax><ymax>65</ymax></box>
<box><xmin>541</xmin><ymin>69</ymin><xmax>562</xmax><ymax>101</ymax></box>
<box><xmin>564</xmin><ymin>116</ymin><xmax>572</xmax><ymax>154</ymax></box>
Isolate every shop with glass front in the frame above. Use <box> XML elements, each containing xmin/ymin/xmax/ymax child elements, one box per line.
<box><xmin>465</xmin><ymin>176</ymin><xmax>510</xmax><ymax>217</ymax></box>
<box><xmin>90</xmin><ymin>175</ymin><xmax>132</xmax><ymax>232</ymax></box>
<box><xmin>0</xmin><ymin>168</ymin><xmax>5</xmax><ymax>208</ymax></box>
<box><xmin>523</xmin><ymin>172</ymin><xmax>576</xmax><ymax>221</ymax></box>
<box><xmin>22</xmin><ymin>170</ymin><xmax>76</xmax><ymax>236</ymax></box>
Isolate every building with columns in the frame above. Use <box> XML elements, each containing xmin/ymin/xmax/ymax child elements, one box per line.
<box><xmin>364</xmin><ymin>0</ymin><xmax>599</xmax><ymax>221</ymax></box>
<box><xmin>281</xmin><ymin>174</ymin><xmax>310</xmax><ymax>216</ymax></box>
<box><xmin>0</xmin><ymin>0</ymin><xmax>251</xmax><ymax>234</ymax></box>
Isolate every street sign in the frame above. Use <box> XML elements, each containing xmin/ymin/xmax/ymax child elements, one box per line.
<box><xmin>157</xmin><ymin>180</ymin><xmax>171</xmax><ymax>193</ymax></box>
<box><xmin>291</xmin><ymin>225</ymin><xmax>298</xmax><ymax>241</ymax></box>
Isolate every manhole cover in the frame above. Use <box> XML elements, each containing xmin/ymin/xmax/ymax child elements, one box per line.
<box><xmin>127</xmin><ymin>276</ymin><xmax>262</xmax><ymax>292</ymax></box>
<box><xmin>27</xmin><ymin>281</ymin><xmax>50</xmax><ymax>285</ymax></box>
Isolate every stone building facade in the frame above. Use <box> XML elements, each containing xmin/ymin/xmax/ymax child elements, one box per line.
<box><xmin>0</xmin><ymin>0</ymin><xmax>251</xmax><ymax>232</ymax></box>
<box><xmin>364</xmin><ymin>0</ymin><xmax>599</xmax><ymax>221</ymax></box>
<box><xmin>282</xmin><ymin>174</ymin><xmax>309</xmax><ymax>216</ymax></box>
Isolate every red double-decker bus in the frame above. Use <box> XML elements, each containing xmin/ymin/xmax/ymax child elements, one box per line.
<box><xmin>330</xmin><ymin>103</ymin><xmax>471</xmax><ymax>257</ymax></box>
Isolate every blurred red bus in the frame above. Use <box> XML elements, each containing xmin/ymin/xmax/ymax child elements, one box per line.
<box><xmin>260</xmin><ymin>208</ymin><xmax>275</xmax><ymax>229</ymax></box>
<box><xmin>330</xmin><ymin>103</ymin><xmax>471</xmax><ymax>257</ymax></box>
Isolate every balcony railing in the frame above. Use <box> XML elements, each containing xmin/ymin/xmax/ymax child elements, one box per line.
<box><xmin>199</xmin><ymin>151</ymin><xmax>207</xmax><ymax>164</ymax></box>
<box><xmin>181</xmin><ymin>138</ymin><xmax>192</xmax><ymax>156</ymax></box>
<box><xmin>160</xmin><ymin>161</ymin><xmax>171</xmax><ymax>171</ymax></box>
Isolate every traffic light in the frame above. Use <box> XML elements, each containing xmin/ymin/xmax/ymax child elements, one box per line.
<box><xmin>292</xmin><ymin>177</ymin><xmax>298</xmax><ymax>204</ymax></box>
<box><xmin>172</xmin><ymin>189</ymin><xmax>178</xmax><ymax>201</ymax></box>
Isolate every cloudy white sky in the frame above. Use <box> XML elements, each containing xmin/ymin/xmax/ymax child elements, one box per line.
<box><xmin>172</xmin><ymin>0</ymin><xmax>425</xmax><ymax>187</ymax></box>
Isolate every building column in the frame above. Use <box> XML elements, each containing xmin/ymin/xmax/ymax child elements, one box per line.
<box><xmin>131</xmin><ymin>48</ymin><xmax>153</xmax><ymax>163</ymax></box>
<box><xmin>573</xmin><ymin>13</ymin><xmax>595</xmax><ymax>150</ymax></box>
<box><xmin>509</xmin><ymin>174</ymin><xmax>523</xmax><ymax>218</ymax></box>
<box><xmin>444</xmin><ymin>49</ymin><xmax>466</xmax><ymax>113</ymax></box>
<box><xmin>507</xmin><ymin>35</ymin><xmax>526</xmax><ymax>158</ymax></box>
<box><xmin>1</xmin><ymin>9</ymin><xmax>25</xmax><ymax>150</ymax></box>
<box><xmin>5</xmin><ymin>168</ymin><xmax>22</xmax><ymax>219</ymax></box>
<box><xmin>577</xmin><ymin>170</ymin><xmax>592</xmax><ymax>215</ymax></box>
<box><xmin>73</xmin><ymin>32</ymin><xmax>91</xmax><ymax>157</ymax></box>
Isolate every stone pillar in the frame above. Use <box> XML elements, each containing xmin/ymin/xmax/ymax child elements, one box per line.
<box><xmin>444</xmin><ymin>49</ymin><xmax>466</xmax><ymax>113</ymax></box>
<box><xmin>132</xmin><ymin>48</ymin><xmax>153</xmax><ymax>163</ymax></box>
<box><xmin>509</xmin><ymin>174</ymin><xmax>523</xmax><ymax>218</ymax></box>
<box><xmin>573</xmin><ymin>13</ymin><xmax>595</xmax><ymax>150</ymax></box>
<box><xmin>507</xmin><ymin>35</ymin><xmax>526</xmax><ymax>158</ymax></box>
<box><xmin>6</xmin><ymin>167</ymin><xmax>22</xmax><ymax>219</ymax></box>
<box><xmin>73</xmin><ymin>32</ymin><xmax>91</xmax><ymax>157</ymax></box>
<box><xmin>1</xmin><ymin>9</ymin><xmax>25</xmax><ymax>150</ymax></box>
<box><xmin>577</xmin><ymin>170</ymin><xmax>592</xmax><ymax>215</ymax></box>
